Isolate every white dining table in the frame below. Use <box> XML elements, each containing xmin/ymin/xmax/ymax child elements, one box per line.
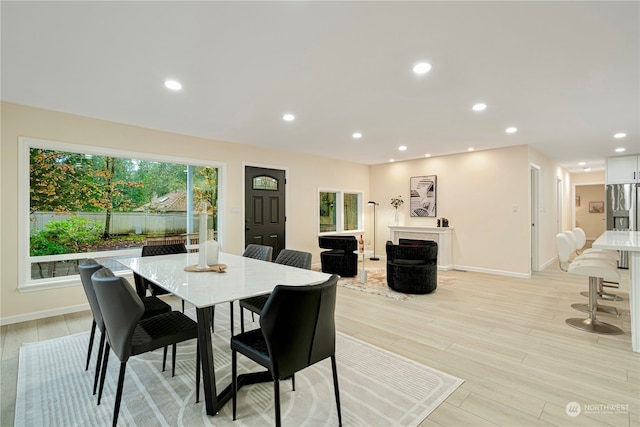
<box><xmin>592</xmin><ymin>230</ymin><xmax>640</xmax><ymax>353</ymax></box>
<box><xmin>117</xmin><ymin>251</ymin><xmax>331</xmax><ymax>416</ymax></box>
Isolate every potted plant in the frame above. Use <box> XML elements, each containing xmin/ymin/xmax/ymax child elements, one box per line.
<box><xmin>390</xmin><ymin>195</ymin><xmax>404</xmax><ymax>225</ymax></box>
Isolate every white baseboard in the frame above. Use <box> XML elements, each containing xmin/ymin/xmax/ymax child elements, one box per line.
<box><xmin>451</xmin><ymin>264</ymin><xmax>531</xmax><ymax>279</ymax></box>
<box><xmin>0</xmin><ymin>303</ymin><xmax>90</xmax><ymax>326</ymax></box>
<box><xmin>1</xmin><ymin>263</ymin><xmax>535</xmax><ymax>325</ymax></box>
<box><xmin>539</xmin><ymin>256</ymin><xmax>557</xmax><ymax>271</ymax></box>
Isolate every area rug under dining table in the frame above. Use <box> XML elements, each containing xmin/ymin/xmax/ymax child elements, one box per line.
<box><xmin>15</xmin><ymin>305</ymin><xmax>463</xmax><ymax>427</ymax></box>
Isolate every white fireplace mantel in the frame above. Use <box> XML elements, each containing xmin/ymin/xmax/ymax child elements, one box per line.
<box><xmin>388</xmin><ymin>226</ymin><xmax>453</xmax><ymax>270</ymax></box>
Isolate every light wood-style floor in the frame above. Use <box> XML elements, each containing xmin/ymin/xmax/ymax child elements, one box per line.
<box><xmin>2</xmin><ymin>264</ymin><xmax>639</xmax><ymax>426</ymax></box>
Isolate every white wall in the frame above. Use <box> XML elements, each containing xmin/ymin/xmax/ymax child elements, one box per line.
<box><xmin>371</xmin><ymin>145</ymin><xmax>534</xmax><ymax>277</ymax></box>
<box><xmin>1</xmin><ymin>102</ymin><xmax>370</xmax><ymax>320</ymax></box>
<box><xmin>1</xmin><ymin>102</ymin><xmax>571</xmax><ymax>322</ymax></box>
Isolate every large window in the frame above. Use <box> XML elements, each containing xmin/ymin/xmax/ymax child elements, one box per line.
<box><xmin>19</xmin><ymin>137</ymin><xmax>225</xmax><ymax>289</ymax></box>
<box><xmin>319</xmin><ymin>189</ymin><xmax>363</xmax><ymax>234</ymax></box>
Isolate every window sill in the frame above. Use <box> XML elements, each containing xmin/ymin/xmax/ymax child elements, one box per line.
<box><xmin>18</xmin><ymin>270</ymin><xmax>134</xmax><ymax>292</ymax></box>
<box><xmin>318</xmin><ymin>230</ymin><xmax>364</xmax><ymax>236</ymax></box>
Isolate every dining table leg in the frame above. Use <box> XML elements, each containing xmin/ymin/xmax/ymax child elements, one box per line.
<box><xmin>196</xmin><ymin>306</ymin><xmax>218</xmax><ymax>415</ymax></box>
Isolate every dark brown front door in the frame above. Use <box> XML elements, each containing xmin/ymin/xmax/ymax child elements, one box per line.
<box><xmin>245</xmin><ymin>166</ymin><xmax>286</xmax><ymax>259</ymax></box>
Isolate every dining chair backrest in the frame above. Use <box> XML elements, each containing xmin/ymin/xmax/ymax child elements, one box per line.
<box><xmin>259</xmin><ymin>274</ymin><xmax>339</xmax><ymax>379</ymax></box>
<box><xmin>91</xmin><ymin>267</ymin><xmax>144</xmax><ymax>361</ymax></box>
<box><xmin>79</xmin><ymin>259</ymin><xmax>105</xmax><ymax>329</ymax></box>
<box><xmin>134</xmin><ymin>243</ymin><xmax>188</xmax><ymax>296</ymax></box>
<box><xmin>141</xmin><ymin>243</ymin><xmax>188</xmax><ymax>257</ymax></box>
<box><xmin>242</xmin><ymin>244</ymin><xmax>273</xmax><ymax>262</ymax></box>
<box><xmin>274</xmin><ymin>249</ymin><xmax>312</xmax><ymax>270</ymax></box>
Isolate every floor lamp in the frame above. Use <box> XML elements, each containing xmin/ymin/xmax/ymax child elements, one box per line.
<box><xmin>368</xmin><ymin>201</ymin><xmax>380</xmax><ymax>260</ymax></box>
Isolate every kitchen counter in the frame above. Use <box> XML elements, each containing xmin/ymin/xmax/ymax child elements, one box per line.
<box><xmin>593</xmin><ymin>231</ymin><xmax>640</xmax><ymax>352</ymax></box>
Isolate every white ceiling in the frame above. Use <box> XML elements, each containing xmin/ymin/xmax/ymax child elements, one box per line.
<box><xmin>2</xmin><ymin>1</ymin><xmax>638</xmax><ymax>173</ymax></box>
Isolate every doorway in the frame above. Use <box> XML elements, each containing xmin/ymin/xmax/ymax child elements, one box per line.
<box><xmin>530</xmin><ymin>164</ymin><xmax>540</xmax><ymax>272</ymax></box>
<box><xmin>575</xmin><ymin>183</ymin><xmax>606</xmax><ymax>246</ymax></box>
<box><xmin>244</xmin><ymin>166</ymin><xmax>286</xmax><ymax>259</ymax></box>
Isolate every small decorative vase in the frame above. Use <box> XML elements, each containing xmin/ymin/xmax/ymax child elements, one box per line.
<box><xmin>206</xmin><ymin>240</ymin><xmax>220</xmax><ymax>266</ymax></box>
<box><xmin>393</xmin><ymin>210</ymin><xmax>399</xmax><ymax>225</ymax></box>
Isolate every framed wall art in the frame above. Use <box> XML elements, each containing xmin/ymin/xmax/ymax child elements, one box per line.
<box><xmin>589</xmin><ymin>201</ymin><xmax>604</xmax><ymax>213</ymax></box>
<box><xmin>410</xmin><ymin>175</ymin><xmax>437</xmax><ymax>217</ymax></box>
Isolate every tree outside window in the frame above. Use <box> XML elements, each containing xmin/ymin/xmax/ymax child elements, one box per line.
<box><xmin>319</xmin><ymin>190</ymin><xmax>362</xmax><ymax>234</ymax></box>
<box><xmin>26</xmin><ymin>142</ymin><xmax>220</xmax><ymax>283</ymax></box>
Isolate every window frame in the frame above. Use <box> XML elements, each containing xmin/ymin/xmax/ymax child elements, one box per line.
<box><xmin>317</xmin><ymin>188</ymin><xmax>364</xmax><ymax>235</ymax></box>
<box><xmin>18</xmin><ymin>136</ymin><xmax>226</xmax><ymax>291</ymax></box>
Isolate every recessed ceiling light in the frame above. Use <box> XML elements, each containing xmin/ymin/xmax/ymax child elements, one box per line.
<box><xmin>614</xmin><ymin>133</ymin><xmax>626</xmax><ymax>139</ymax></box>
<box><xmin>425</xmin><ymin>154</ymin><xmax>431</xmax><ymax>158</ymax></box>
<box><xmin>468</xmin><ymin>147</ymin><xmax>475</xmax><ymax>152</ymax></box>
<box><xmin>578</xmin><ymin>161</ymin><xmax>586</xmax><ymax>166</ymax></box>
<box><xmin>352</xmin><ymin>132</ymin><xmax>362</xmax><ymax>139</ymax></box>
<box><xmin>282</xmin><ymin>114</ymin><xmax>295</xmax><ymax>122</ymax></box>
<box><xmin>164</xmin><ymin>80</ymin><xmax>182</xmax><ymax>90</ymax></box>
<box><xmin>472</xmin><ymin>103</ymin><xmax>487</xmax><ymax>112</ymax></box>
<box><xmin>505</xmin><ymin>127</ymin><xmax>518</xmax><ymax>134</ymax></box>
<box><xmin>584</xmin><ymin>167</ymin><xmax>592</xmax><ymax>172</ymax></box>
<box><xmin>398</xmin><ymin>145</ymin><xmax>407</xmax><ymax>151</ymax></box>
<box><xmin>413</xmin><ymin>62</ymin><xmax>432</xmax><ymax>75</ymax></box>
<box><xmin>615</xmin><ymin>147</ymin><xmax>626</xmax><ymax>152</ymax></box>
<box><xmin>389</xmin><ymin>159</ymin><xmax>395</xmax><ymax>162</ymax></box>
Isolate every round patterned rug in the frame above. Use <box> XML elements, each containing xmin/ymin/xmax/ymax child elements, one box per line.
<box><xmin>338</xmin><ymin>266</ymin><xmax>454</xmax><ymax>301</ymax></box>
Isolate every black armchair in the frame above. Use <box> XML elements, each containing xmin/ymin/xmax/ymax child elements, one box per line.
<box><xmin>386</xmin><ymin>239</ymin><xmax>438</xmax><ymax>294</ymax></box>
<box><xmin>231</xmin><ymin>274</ymin><xmax>342</xmax><ymax>427</ymax></box>
<box><xmin>319</xmin><ymin>236</ymin><xmax>358</xmax><ymax>277</ymax></box>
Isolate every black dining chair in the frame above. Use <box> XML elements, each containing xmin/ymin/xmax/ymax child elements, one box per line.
<box><xmin>78</xmin><ymin>259</ymin><xmax>171</xmax><ymax>395</ymax></box>
<box><xmin>226</xmin><ymin>244</ymin><xmax>274</xmax><ymax>333</ymax></box>
<box><xmin>134</xmin><ymin>243</ymin><xmax>188</xmax><ymax>311</ymax></box>
<box><xmin>231</xmin><ymin>274</ymin><xmax>342</xmax><ymax>427</ymax></box>
<box><xmin>91</xmin><ymin>267</ymin><xmax>200</xmax><ymax>426</ymax></box>
<box><xmin>242</xmin><ymin>244</ymin><xmax>273</xmax><ymax>261</ymax></box>
<box><xmin>238</xmin><ymin>249</ymin><xmax>312</xmax><ymax>332</ymax></box>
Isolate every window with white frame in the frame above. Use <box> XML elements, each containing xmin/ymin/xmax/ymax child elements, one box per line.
<box><xmin>318</xmin><ymin>189</ymin><xmax>363</xmax><ymax>234</ymax></box>
<box><xmin>19</xmin><ymin>137</ymin><xmax>225</xmax><ymax>289</ymax></box>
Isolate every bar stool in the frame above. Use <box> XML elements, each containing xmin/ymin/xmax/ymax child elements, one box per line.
<box><xmin>572</xmin><ymin>227</ymin><xmax>624</xmax><ymax>302</ymax></box>
<box><xmin>566</xmin><ymin>259</ymin><xmax>623</xmax><ymax>335</ymax></box>
<box><xmin>556</xmin><ymin>233</ymin><xmax>620</xmax><ymax>316</ymax></box>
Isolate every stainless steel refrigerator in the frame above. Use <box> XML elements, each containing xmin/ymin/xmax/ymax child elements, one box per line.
<box><xmin>606</xmin><ymin>183</ymin><xmax>638</xmax><ymax>268</ymax></box>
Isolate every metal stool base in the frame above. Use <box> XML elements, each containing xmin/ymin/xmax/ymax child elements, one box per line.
<box><xmin>566</xmin><ymin>317</ymin><xmax>623</xmax><ymax>335</ymax></box>
<box><xmin>571</xmin><ymin>303</ymin><xmax>619</xmax><ymax>316</ymax></box>
<box><xmin>580</xmin><ymin>290</ymin><xmax>623</xmax><ymax>301</ymax></box>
